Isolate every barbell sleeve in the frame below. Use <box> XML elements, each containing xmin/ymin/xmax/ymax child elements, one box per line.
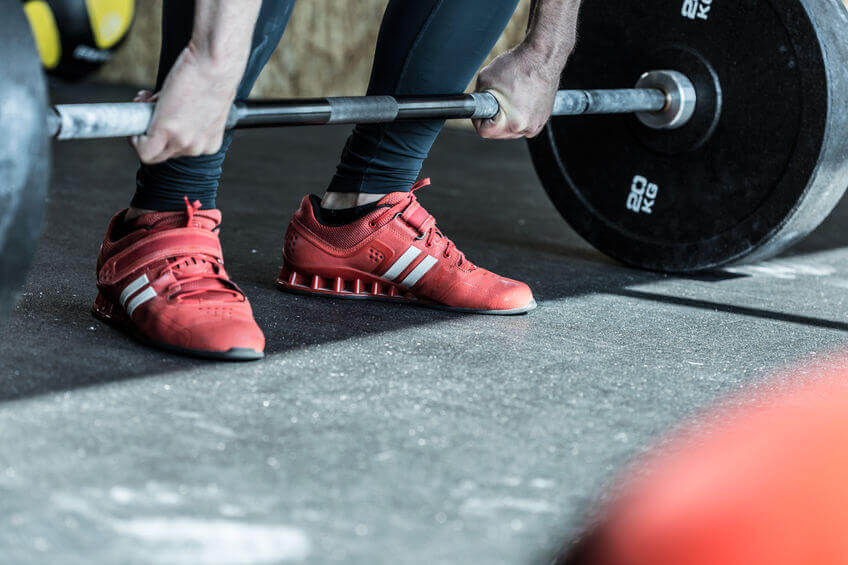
<box><xmin>50</xmin><ymin>102</ymin><xmax>155</xmax><ymax>140</ymax></box>
<box><xmin>48</xmin><ymin>87</ymin><xmax>671</xmax><ymax>141</ymax></box>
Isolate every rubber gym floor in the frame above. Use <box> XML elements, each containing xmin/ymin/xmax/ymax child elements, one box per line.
<box><xmin>2</xmin><ymin>82</ymin><xmax>847</xmax><ymax>564</ymax></box>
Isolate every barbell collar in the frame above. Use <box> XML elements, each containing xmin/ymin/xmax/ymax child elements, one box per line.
<box><xmin>634</xmin><ymin>70</ymin><xmax>698</xmax><ymax>130</ymax></box>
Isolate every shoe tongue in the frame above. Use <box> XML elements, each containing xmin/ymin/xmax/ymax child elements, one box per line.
<box><xmin>135</xmin><ymin>209</ymin><xmax>222</xmax><ymax>232</ymax></box>
<box><xmin>342</xmin><ymin>192</ymin><xmax>412</xmax><ymax>227</ymax></box>
<box><xmin>169</xmin><ymin>257</ymin><xmax>234</xmax><ymax>302</ymax></box>
<box><xmin>376</xmin><ymin>191</ymin><xmax>412</xmax><ymax>207</ymax></box>
<box><xmin>131</xmin><ymin>208</ymin><xmax>235</xmax><ymax>302</ymax></box>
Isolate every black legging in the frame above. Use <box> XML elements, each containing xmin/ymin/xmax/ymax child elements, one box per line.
<box><xmin>132</xmin><ymin>0</ymin><xmax>520</xmax><ymax>211</ymax></box>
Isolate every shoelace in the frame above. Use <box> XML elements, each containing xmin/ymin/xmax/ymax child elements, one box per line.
<box><xmin>372</xmin><ymin>179</ymin><xmax>473</xmax><ymax>269</ymax></box>
<box><xmin>158</xmin><ymin>198</ymin><xmax>243</xmax><ymax>303</ymax></box>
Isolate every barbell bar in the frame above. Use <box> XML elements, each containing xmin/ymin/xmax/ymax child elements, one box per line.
<box><xmin>47</xmin><ymin>70</ymin><xmax>691</xmax><ymax>140</ymax></box>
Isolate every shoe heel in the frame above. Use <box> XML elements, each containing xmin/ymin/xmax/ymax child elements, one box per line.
<box><xmin>276</xmin><ymin>262</ymin><xmax>410</xmax><ymax>300</ymax></box>
<box><xmin>92</xmin><ymin>292</ymin><xmax>131</xmax><ymax>326</ymax></box>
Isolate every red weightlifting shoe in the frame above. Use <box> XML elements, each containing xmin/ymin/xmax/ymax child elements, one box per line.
<box><xmin>276</xmin><ymin>179</ymin><xmax>535</xmax><ymax>314</ymax></box>
<box><xmin>92</xmin><ymin>198</ymin><xmax>265</xmax><ymax>360</ymax></box>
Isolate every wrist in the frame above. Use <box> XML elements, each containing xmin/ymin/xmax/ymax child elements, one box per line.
<box><xmin>185</xmin><ymin>39</ymin><xmax>249</xmax><ymax>83</ymax></box>
<box><xmin>514</xmin><ymin>40</ymin><xmax>570</xmax><ymax>81</ymax></box>
<box><xmin>521</xmin><ymin>0</ymin><xmax>582</xmax><ymax>74</ymax></box>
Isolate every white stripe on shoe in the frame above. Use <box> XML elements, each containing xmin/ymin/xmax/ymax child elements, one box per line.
<box><xmin>399</xmin><ymin>255</ymin><xmax>437</xmax><ymax>289</ymax></box>
<box><xmin>126</xmin><ymin>287</ymin><xmax>157</xmax><ymax>317</ymax></box>
<box><xmin>119</xmin><ymin>273</ymin><xmax>149</xmax><ymax>308</ymax></box>
<box><xmin>382</xmin><ymin>246</ymin><xmax>421</xmax><ymax>281</ymax></box>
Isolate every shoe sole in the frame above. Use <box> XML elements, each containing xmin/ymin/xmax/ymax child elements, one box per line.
<box><xmin>275</xmin><ymin>267</ymin><xmax>537</xmax><ymax>316</ymax></box>
<box><xmin>92</xmin><ymin>294</ymin><xmax>264</xmax><ymax>362</ymax></box>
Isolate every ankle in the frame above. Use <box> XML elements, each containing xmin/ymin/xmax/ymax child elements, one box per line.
<box><xmin>125</xmin><ymin>206</ymin><xmax>155</xmax><ymax>222</ymax></box>
<box><xmin>321</xmin><ymin>192</ymin><xmax>386</xmax><ymax>210</ymax></box>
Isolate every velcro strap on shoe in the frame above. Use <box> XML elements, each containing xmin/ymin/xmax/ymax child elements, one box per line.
<box><xmin>99</xmin><ymin>228</ymin><xmax>224</xmax><ymax>286</ymax></box>
<box><xmin>401</xmin><ymin>204</ymin><xmax>432</xmax><ymax>233</ymax></box>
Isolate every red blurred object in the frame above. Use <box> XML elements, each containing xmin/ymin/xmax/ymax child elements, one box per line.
<box><xmin>563</xmin><ymin>357</ymin><xmax>848</xmax><ymax>565</ymax></box>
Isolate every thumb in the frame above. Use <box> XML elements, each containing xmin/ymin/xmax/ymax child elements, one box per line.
<box><xmin>133</xmin><ymin>89</ymin><xmax>154</xmax><ymax>103</ymax></box>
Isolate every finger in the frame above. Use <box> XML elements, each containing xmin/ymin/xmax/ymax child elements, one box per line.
<box><xmin>526</xmin><ymin>124</ymin><xmax>546</xmax><ymax>139</ymax></box>
<box><xmin>478</xmin><ymin>124</ymin><xmax>517</xmax><ymax>140</ymax></box>
<box><xmin>205</xmin><ymin>137</ymin><xmax>225</xmax><ymax>155</ymax></box>
<box><xmin>485</xmin><ymin>118</ymin><xmax>524</xmax><ymax>139</ymax></box>
<box><xmin>205</xmin><ymin>129</ymin><xmax>226</xmax><ymax>154</ymax></box>
<box><xmin>481</xmin><ymin>116</ymin><xmax>526</xmax><ymax>139</ymax></box>
<box><xmin>133</xmin><ymin>89</ymin><xmax>154</xmax><ymax>103</ymax></box>
<box><xmin>184</xmin><ymin>138</ymin><xmax>214</xmax><ymax>157</ymax></box>
<box><xmin>516</xmin><ymin>124</ymin><xmax>538</xmax><ymax>137</ymax></box>
<box><xmin>473</xmin><ymin>118</ymin><xmax>497</xmax><ymax>138</ymax></box>
<box><xmin>148</xmin><ymin>140</ymin><xmax>180</xmax><ymax>164</ymax></box>
<box><xmin>133</xmin><ymin>131</ymin><xmax>169</xmax><ymax>164</ymax></box>
<box><xmin>509</xmin><ymin>125</ymin><xmax>531</xmax><ymax>138</ymax></box>
<box><xmin>476</xmin><ymin>88</ymin><xmax>525</xmax><ymax>139</ymax></box>
<box><xmin>133</xmin><ymin>91</ymin><xmax>161</xmax><ymax>105</ymax></box>
<box><xmin>475</xmin><ymin>111</ymin><xmax>510</xmax><ymax>139</ymax></box>
<box><xmin>499</xmin><ymin>130</ymin><xmax>526</xmax><ymax>140</ymax></box>
<box><xmin>474</xmin><ymin>119</ymin><xmax>505</xmax><ymax>139</ymax></box>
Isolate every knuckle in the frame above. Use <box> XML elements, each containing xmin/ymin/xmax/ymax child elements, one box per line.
<box><xmin>157</xmin><ymin>123</ymin><xmax>183</xmax><ymax>141</ymax></box>
<box><xmin>174</xmin><ymin>134</ymin><xmax>192</xmax><ymax>148</ymax></box>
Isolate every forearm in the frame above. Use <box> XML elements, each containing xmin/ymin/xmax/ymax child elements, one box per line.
<box><xmin>187</xmin><ymin>0</ymin><xmax>263</xmax><ymax>80</ymax></box>
<box><xmin>131</xmin><ymin>0</ymin><xmax>263</xmax><ymax>165</ymax></box>
<box><xmin>523</xmin><ymin>0</ymin><xmax>582</xmax><ymax>73</ymax></box>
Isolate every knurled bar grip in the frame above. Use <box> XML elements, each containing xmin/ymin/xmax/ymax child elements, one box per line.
<box><xmin>48</xmin><ymin>88</ymin><xmax>668</xmax><ymax>140</ymax></box>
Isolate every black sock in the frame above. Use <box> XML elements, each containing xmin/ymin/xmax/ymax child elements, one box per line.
<box><xmin>309</xmin><ymin>195</ymin><xmax>384</xmax><ymax>227</ymax></box>
<box><xmin>110</xmin><ymin>211</ymin><xmax>142</xmax><ymax>241</ymax></box>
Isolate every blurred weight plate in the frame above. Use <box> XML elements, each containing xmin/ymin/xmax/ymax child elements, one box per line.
<box><xmin>0</xmin><ymin>0</ymin><xmax>49</xmax><ymax>324</ymax></box>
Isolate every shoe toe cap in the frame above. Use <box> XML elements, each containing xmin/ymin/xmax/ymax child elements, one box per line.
<box><xmin>185</xmin><ymin>317</ymin><xmax>266</xmax><ymax>355</ymax></box>
<box><xmin>493</xmin><ymin>279</ymin><xmax>535</xmax><ymax>312</ymax></box>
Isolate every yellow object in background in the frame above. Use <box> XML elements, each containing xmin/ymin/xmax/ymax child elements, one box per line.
<box><xmin>21</xmin><ymin>0</ymin><xmax>136</xmax><ymax>79</ymax></box>
<box><xmin>85</xmin><ymin>0</ymin><xmax>134</xmax><ymax>49</ymax></box>
<box><xmin>23</xmin><ymin>0</ymin><xmax>61</xmax><ymax>69</ymax></box>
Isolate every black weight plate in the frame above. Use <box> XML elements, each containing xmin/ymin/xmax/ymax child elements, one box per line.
<box><xmin>528</xmin><ymin>0</ymin><xmax>848</xmax><ymax>272</ymax></box>
<box><xmin>0</xmin><ymin>0</ymin><xmax>49</xmax><ymax>324</ymax></box>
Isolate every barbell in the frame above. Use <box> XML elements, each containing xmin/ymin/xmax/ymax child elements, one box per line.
<box><xmin>2</xmin><ymin>0</ymin><xmax>848</xmax><ymax>325</ymax></box>
<box><xmin>48</xmin><ymin>70</ymin><xmax>691</xmax><ymax>139</ymax></box>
